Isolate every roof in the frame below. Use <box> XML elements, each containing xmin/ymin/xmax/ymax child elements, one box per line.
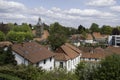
<box><xmin>105</xmin><ymin>46</ymin><xmax>120</xmax><ymax>55</ymax></box>
<box><xmin>65</xmin><ymin>43</ymin><xmax>81</xmax><ymax>54</ymax></box>
<box><xmin>81</xmin><ymin>47</ymin><xmax>107</xmax><ymax>59</ymax></box>
<box><xmin>55</xmin><ymin>53</ymin><xmax>70</xmax><ymax>61</ymax></box>
<box><xmin>12</xmin><ymin>42</ymin><xmax>55</xmax><ymax>64</ymax></box>
<box><xmin>86</xmin><ymin>34</ymin><xmax>93</xmax><ymax>40</ymax></box>
<box><xmin>33</xmin><ymin>30</ymin><xmax>49</xmax><ymax>41</ymax></box>
<box><xmin>93</xmin><ymin>32</ymin><xmax>108</xmax><ymax>39</ymax></box>
<box><xmin>55</xmin><ymin>43</ymin><xmax>80</xmax><ymax>61</ymax></box>
<box><xmin>0</xmin><ymin>41</ymin><xmax>13</xmax><ymax>47</ymax></box>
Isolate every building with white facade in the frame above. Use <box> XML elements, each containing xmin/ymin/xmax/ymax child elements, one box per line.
<box><xmin>12</xmin><ymin>42</ymin><xmax>55</xmax><ymax>70</ymax></box>
<box><xmin>54</xmin><ymin>43</ymin><xmax>81</xmax><ymax>71</ymax></box>
<box><xmin>108</xmin><ymin>35</ymin><xmax>120</xmax><ymax>47</ymax></box>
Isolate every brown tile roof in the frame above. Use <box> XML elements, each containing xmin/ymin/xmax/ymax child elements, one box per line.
<box><xmin>86</xmin><ymin>34</ymin><xmax>93</xmax><ymax>40</ymax></box>
<box><xmin>55</xmin><ymin>43</ymin><xmax>80</xmax><ymax>61</ymax></box>
<box><xmin>0</xmin><ymin>41</ymin><xmax>13</xmax><ymax>47</ymax></box>
<box><xmin>105</xmin><ymin>46</ymin><xmax>120</xmax><ymax>55</ymax></box>
<box><xmin>55</xmin><ymin>53</ymin><xmax>70</xmax><ymax>61</ymax></box>
<box><xmin>65</xmin><ymin>43</ymin><xmax>81</xmax><ymax>54</ymax></box>
<box><xmin>81</xmin><ymin>47</ymin><xmax>106</xmax><ymax>59</ymax></box>
<box><xmin>93</xmin><ymin>32</ymin><xmax>108</xmax><ymax>39</ymax></box>
<box><xmin>12</xmin><ymin>42</ymin><xmax>55</xmax><ymax>64</ymax></box>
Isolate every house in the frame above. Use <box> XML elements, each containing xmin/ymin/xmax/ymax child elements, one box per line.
<box><xmin>12</xmin><ymin>42</ymin><xmax>55</xmax><ymax>70</ymax></box>
<box><xmin>0</xmin><ymin>41</ymin><xmax>13</xmax><ymax>51</ymax></box>
<box><xmin>108</xmin><ymin>35</ymin><xmax>120</xmax><ymax>47</ymax></box>
<box><xmin>93</xmin><ymin>32</ymin><xmax>108</xmax><ymax>43</ymax></box>
<box><xmin>54</xmin><ymin>43</ymin><xmax>81</xmax><ymax>71</ymax></box>
<box><xmin>80</xmin><ymin>47</ymin><xmax>106</xmax><ymax>62</ymax></box>
<box><xmin>83</xmin><ymin>33</ymin><xmax>95</xmax><ymax>44</ymax></box>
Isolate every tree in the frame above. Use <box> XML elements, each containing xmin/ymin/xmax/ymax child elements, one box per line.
<box><xmin>0</xmin><ymin>47</ymin><xmax>16</xmax><ymax>65</ymax></box>
<box><xmin>78</xmin><ymin>25</ymin><xmax>86</xmax><ymax>34</ymax></box>
<box><xmin>48</xmin><ymin>22</ymin><xmax>67</xmax><ymax>50</ymax></box>
<box><xmin>92</xmin><ymin>54</ymin><xmax>120</xmax><ymax>80</ymax></box>
<box><xmin>0</xmin><ymin>31</ymin><xmax>5</xmax><ymax>41</ymax></box>
<box><xmin>112</xmin><ymin>28</ymin><xmax>120</xmax><ymax>35</ymax></box>
<box><xmin>90</xmin><ymin>23</ymin><xmax>100</xmax><ymax>33</ymax></box>
<box><xmin>75</xmin><ymin>61</ymin><xmax>94</xmax><ymax>80</ymax></box>
<box><xmin>101</xmin><ymin>25</ymin><xmax>112</xmax><ymax>35</ymax></box>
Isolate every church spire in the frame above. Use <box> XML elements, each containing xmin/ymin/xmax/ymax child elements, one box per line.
<box><xmin>36</xmin><ymin>17</ymin><xmax>44</xmax><ymax>38</ymax></box>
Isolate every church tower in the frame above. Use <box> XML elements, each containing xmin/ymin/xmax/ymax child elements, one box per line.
<box><xmin>36</xmin><ymin>17</ymin><xmax>44</xmax><ymax>37</ymax></box>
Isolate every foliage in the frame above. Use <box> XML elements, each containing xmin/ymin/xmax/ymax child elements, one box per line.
<box><xmin>75</xmin><ymin>61</ymin><xmax>95</xmax><ymax>80</ymax></box>
<box><xmin>90</xmin><ymin>23</ymin><xmax>100</xmax><ymax>33</ymax></box>
<box><xmin>6</xmin><ymin>31</ymin><xmax>33</xmax><ymax>43</ymax></box>
<box><xmin>0</xmin><ymin>73</ymin><xmax>22</xmax><ymax>80</ymax></box>
<box><xmin>48</xmin><ymin>22</ymin><xmax>67</xmax><ymax>50</ymax></box>
<box><xmin>78</xmin><ymin>25</ymin><xmax>86</xmax><ymax>34</ymax></box>
<box><xmin>92</xmin><ymin>54</ymin><xmax>120</xmax><ymax>80</ymax></box>
<box><xmin>112</xmin><ymin>28</ymin><xmax>120</xmax><ymax>35</ymax></box>
<box><xmin>101</xmin><ymin>25</ymin><xmax>112</xmax><ymax>35</ymax></box>
<box><xmin>0</xmin><ymin>65</ymin><xmax>44</xmax><ymax>80</ymax></box>
<box><xmin>0</xmin><ymin>47</ymin><xmax>16</xmax><ymax>66</ymax></box>
<box><xmin>0</xmin><ymin>31</ymin><xmax>5</xmax><ymax>41</ymax></box>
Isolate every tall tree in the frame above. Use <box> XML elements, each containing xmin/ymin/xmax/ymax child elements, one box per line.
<box><xmin>93</xmin><ymin>54</ymin><xmax>120</xmax><ymax>80</ymax></box>
<box><xmin>90</xmin><ymin>23</ymin><xmax>100</xmax><ymax>33</ymax></box>
<box><xmin>0</xmin><ymin>31</ymin><xmax>5</xmax><ymax>41</ymax></box>
<box><xmin>48</xmin><ymin>22</ymin><xmax>67</xmax><ymax>50</ymax></box>
<box><xmin>101</xmin><ymin>25</ymin><xmax>112</xmax><ymax>35</ymax></box>
<box><xmin>0</xmin><ymin>47</ymin><xmax>16</xmax><ymax>65</ymax></box>
<box><xmin>112</xmin><ymin>28</ymin><xmax>120</xmax><ymax>35</ymax></box>
<box><xmin>78</xmin><ymin>25</ymin><xmax>86</xmax><ymax>34</ymax></box>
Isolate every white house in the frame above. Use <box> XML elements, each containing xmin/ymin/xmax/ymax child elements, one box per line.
<box><xmin>12</xmin><ymin>42</ymin><xmax>55</xmax><ymax>70</ymax></box>
<box><xmin>54</xmin><ymin>43</ymin><xmax>81</xmax><ymax>71</ymax></box>
<box><xmin>108</xmin><ymin>35</ymin><xmax>120</xmax><ymax>47</ymax></box>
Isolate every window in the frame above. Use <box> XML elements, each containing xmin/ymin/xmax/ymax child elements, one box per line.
<box><xmin>36</xmin><ymin>62</ymin><xmax>39</xmax><ymax>67</ymax></box>
<box><xmin>50</xmin><ymin>57</ymin><xmax>52</xmax><ymax>62</ymax></box>
<box><xmin>59</xmin><ymin>62</ymin><xmax>63</xmax><ymax>68</ymax></box>
<box><xmin>44</xmin><ymin>59</ymin><xmax>46</xmax><ymax>64</ymax></box>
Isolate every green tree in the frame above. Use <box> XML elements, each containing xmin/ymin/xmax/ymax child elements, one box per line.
<box><xmin>92</xmin><ymin>54</ymin><xmax>120</xmax><ymax>80</ymax></box>
<box><xmin>101</xmin><ymin>25</ymin><xmax>112</xmax><ymax>35</ymax></box>
<box><xmin>78</xmin><ymin>25</ymin><xmax>86</xmax><ymax>34</ymax></box>
<box><xmin>90</xmin><ymin>23</ymin><xmax>100</xmax><ymax>33</ymax></box>
<box><xmin>48</xmin><ymin>22</ymin><xmax>67</xmax><ymax>50</ymax></box>
<box><xmin>0</xmin><ymin>47</ymin><xmax>16</xmax><ymax>66</ymax></box>
<box><xmin>0</xmin><ymin>31</ymin><xmax>5</xmax><ymax>41</ymax></box>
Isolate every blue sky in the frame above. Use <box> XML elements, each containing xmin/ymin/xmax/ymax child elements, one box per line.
<box><xmin>0</xmin><ymin>0</ymin><xmax>120</xmax><ymax>28</ymax></box>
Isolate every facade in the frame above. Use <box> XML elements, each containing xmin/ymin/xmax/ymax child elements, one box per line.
<box><xmin>55</xmin><ymin>43</ymin><xmax>81</xmax><ymax>71</ymax></box>
<box><xmin>80</xmin><ymin>47</ymin><xmax>106</xmax><ymax>62</ymax></box>
<box><xmin>108</xmin><ymin>35</ymin><xmax>120</xmax><ymax>47</ymax></box>
<box><xmin>12</xmin><ymin>42</ymin><xmax>55</xmax><ymax>70</ymax></box>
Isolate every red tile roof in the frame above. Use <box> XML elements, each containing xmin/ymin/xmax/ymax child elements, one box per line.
<box><xmin>0</xmin><ymin>41</ymin><xmax>12</xmax><ymax>47</ymax></box>
<box><xmin>55</xmin><ymin>43</ymin><xmax>80</xmax><ymax>61</ymax></box>
<box><xmin>12</xmin><ymin>42</ymin><xmax>55</xmax><ymax>64</ymax></box>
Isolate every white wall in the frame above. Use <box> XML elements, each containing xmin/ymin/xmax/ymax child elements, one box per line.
<box><xmin>55</xmin><ymin>55</ymin><xmax>80</xmax><ymax>71</ymax></box>
<box><xmin>84</xmin><ymin>40</ymin><xmax>93</xmax><ymax>44</ymax></box>
<box><xmin>13</xmin><ymin>51</ymin><xmax>54</xmax><ymax>70</ymax></box>
<box><xmin>13</xmin><ymin>51</ymin><xmax>29</xmax><ymax>65</ymax></box>
<box><xmin>38</xmin><ymin>57</ymin><xmax>54</xmax><ymax>70</ymax></box>
<box><xmin>108</xmin><ymin>36</ymin><xmax>112</xmax><ymax>45</ymax></box>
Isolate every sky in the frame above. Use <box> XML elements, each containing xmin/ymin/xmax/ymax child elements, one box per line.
<box><xmin>0</xmin><ymin>0</ymin><xmax>120</xmax><ymax>28</ymax></box>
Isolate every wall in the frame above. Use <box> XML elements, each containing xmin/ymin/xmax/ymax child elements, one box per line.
<box><xmin>12</xmin><ymin>51</ymin><xmax>28</xmax><ymax>65</ymax></box>
<box><xmin>38</xmin><ymin>57</ymin><xmax>54</xmax><ymax>70</ymax></box>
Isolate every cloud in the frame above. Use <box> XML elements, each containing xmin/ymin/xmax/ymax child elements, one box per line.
<box><xmin>110</xmin><ymin>6</ymin><xmax>120</xmax><ymax>12</ymax></box>
<box><xmin>87</xmin><ymin>0</ymin><xmax>116</xmax><ymax>7</ymax></box>
<box><xmin>0</xmin><ymin>0</ymin><xmax>119</xmax><ymax>28</ymax></box>
<box><xmin>0</xmin><ymin>0</ymin><xmax>26</xmax><ymax>13</ymax></box>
